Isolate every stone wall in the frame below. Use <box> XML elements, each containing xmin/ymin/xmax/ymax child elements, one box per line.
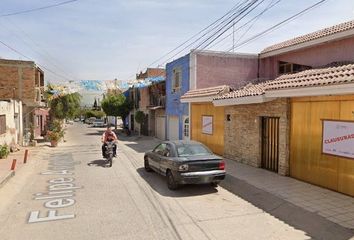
<box><xmin>224</xmin><ymin>98</ymin><xmax>290</xmax><ymax>175</ymax></box>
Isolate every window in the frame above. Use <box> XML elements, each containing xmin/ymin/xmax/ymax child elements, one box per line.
<box><xmin>177</xmin><ymin>143</ymin><xmax>212</xmax><ymax>157</ymax></box>
<box><xmin>153</xmin><ymin>143</ymin><xmax>166</xmax><ymax>155</ymax></box>
<box><xmin>153</xmin><ymin>143</ymin><xmax>172</xmax><ymax>157</ymax></box>
<box><xmin>184</xmin><ymin>118</ymin><xmax>189</xmax><ymax>137</ymax></box>
<box><xmin>172</xmin><ymin>68</ymin><xmax>182</xmax><ymax>92</ymax></box>
<box><xmin>278</xmin><ymin>61</ymin><xmax>312</xmax><ymax>75</ymax></box>
<box><xmin>0</xmin><ymin>115</ymin><xmax>6</xmax><ymax>135</ymax></box>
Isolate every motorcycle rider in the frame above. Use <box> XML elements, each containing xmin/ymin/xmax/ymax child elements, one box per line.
<box><xmin>101</xmin><ymin>125</ymin><xmax>118</xmax><ymax>158</ymax></box>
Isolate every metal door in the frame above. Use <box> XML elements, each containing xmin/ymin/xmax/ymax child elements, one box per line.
<box><xmin>261</xmin><ymin>117</ymin><xmax>279</xmax><ymax>173</ymax></box>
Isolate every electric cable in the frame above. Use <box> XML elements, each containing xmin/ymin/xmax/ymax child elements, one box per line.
<box><xmin>207</xmin><ymin>0</ymin><xmax>281</xmax><ymax>50</ymax></box>
<box><xmin>146</xmin><ymin>0</ymin><xmax>251</xmax><ymax>68</ymax></box>
<box><xmin>225</xmin><ymin>0</ymin><xmax>328</xmax><ymax>52</ymax></box>
<box><xmin>0</xmin><ymin>0</ymin><xmax>79</xmax><ymax>18</ymax></box>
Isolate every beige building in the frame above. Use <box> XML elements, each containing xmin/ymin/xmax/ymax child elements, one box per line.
<box><xmin>0</xmin><ymin>100</ymin><xmax>23</xmax><ymax>147</ymax></box>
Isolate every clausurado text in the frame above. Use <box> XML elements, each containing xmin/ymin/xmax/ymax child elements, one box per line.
<box><xmin>28</xmin><ymin>155</ymin><xmax>81</xmax><ymax>223</ymax></box>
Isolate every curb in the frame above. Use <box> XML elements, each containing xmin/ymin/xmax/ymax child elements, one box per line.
<box><xmin>0</xmin><ymin>170</ymin><xmax>15</xmax><ymax>189</ymax></box>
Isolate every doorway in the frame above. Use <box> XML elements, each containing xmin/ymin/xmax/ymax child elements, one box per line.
<box><xmin>261</xmin><ymin>117</ymin><xmax>279</xmax><ymax>173</ymax></box>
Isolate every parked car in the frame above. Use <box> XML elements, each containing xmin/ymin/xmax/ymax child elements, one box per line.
<box><xmin>66</xmin><ymin>119</ymin><xmax>74</xmax><ymax>125</ymax></box>
<box><xmin>144</xmin><ymin>140</ymin><xmax>226</xmax><ymax>190</ymax></box>
<box><xmin>93</xmin><ymin>119</ymin><xmax>105</xmax><ymax>127</ymax></box>
<box><xmin>85</xmin><ymin>117</ymin><xmax>96</xmax><ymax>124</ymax></box>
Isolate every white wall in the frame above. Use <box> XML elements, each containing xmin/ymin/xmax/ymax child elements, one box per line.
<box><xmin>0</xmin><ymin>100</ymin><xmax>23</xmax><ymax>146</ymax></box>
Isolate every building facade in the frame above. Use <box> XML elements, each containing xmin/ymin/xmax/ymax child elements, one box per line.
<box><xmin>127</xmin><ymin>68</ymin><xmax>166</xmax><ymax>138</ymax></box>
<box><xmin>213</xmin><ymin>20</ymin><xmax>354</xmax><ymax>196</ymax></box>
<box><xmin>166</xmin><ymin>54</ymin><xmax>190</xmax><ymax>141</ymax></box>
<box><xmin>179</xmin><ymin>51</ymin><xmax>259</xmax><ymax>154</ymax></box>
<box><xmin>0</xmin><ymin>59</ymin><xmax>46</xmax><ymax>144</ymax></box>
<box><xmin>0</xmin><ymin>100</ymin><xmax>23</xmax><ymax>147</ymax></box>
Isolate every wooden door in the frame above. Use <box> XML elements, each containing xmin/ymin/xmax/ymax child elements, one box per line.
<box><xmin>261</xmin><ymin>117</ymin><xmax>279</xmax><ymax>173</ymax></box>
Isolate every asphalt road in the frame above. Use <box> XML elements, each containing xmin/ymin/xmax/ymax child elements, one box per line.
<box><xmin>0</xmin><ymin>123</ymin><xmax>311</xmax><ymax>240</ymax></box>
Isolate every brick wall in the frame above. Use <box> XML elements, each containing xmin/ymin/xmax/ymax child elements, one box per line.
<box><xmin>0</xmin><ymin>59</ymin><xmax>36</xmax><ymax>102</ymax></box>
<box><xmin>224</xmin><ymin>98</ymin><xmax>290</xmax><ymax>175</ymax></box>
<box><xmin>136</xmin><ymin>68</ymin><xmax>165</xmax><ymax>79</ymax></box>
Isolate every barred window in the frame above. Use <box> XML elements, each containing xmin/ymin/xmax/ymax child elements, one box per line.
<box><xmin>172</xmin><ymin>68</ymin><xmax>182</xmax><ymax>93</ymax></box>
<box><xmin>0</xmin><ymin>115</ymin><xmax>6</xmax><ymax>135</ymax></box>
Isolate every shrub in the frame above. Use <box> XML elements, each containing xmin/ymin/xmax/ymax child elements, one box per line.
<box><xmin>134</xmin><ymin>111</ymin><xmax>145</xmax><ymax>125</ymax></box>
<box><xmin>0</xmin><ymin>144</ymin><xmax>10</xmax><ymax>159</ymax></box>
<box><xmin>46</xmin><ymin>130</ymin><xmax>64</xmax><ymax>142</ymax></box>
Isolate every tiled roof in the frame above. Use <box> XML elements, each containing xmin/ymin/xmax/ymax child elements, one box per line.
<box><xmin>214</xmin><ymin>83</ymin><xmax>267</xmax><ymax>100</ymax></box>
<box><xmin>265</xmin><ymin>63</ymin><xmax>354</xmax><ymax>91</ymax></box>
<box><xmin>181</xmin><ymin>85</ymin><xmax>231</xmax><ymax>99</ymax></box>
<box><xmin>261</xmin><ymin>20</ymin><xmax>354</xmax><ymax>54</ymax></box>
<box><xmin>215</xmin><ymin>63</ymin><xmax>354</xmax><ymax>100</ymax></box>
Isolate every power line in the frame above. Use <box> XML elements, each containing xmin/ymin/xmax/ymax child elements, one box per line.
<box><xmin>195</xmin><ymin>0</ymin><xmax>265</xmax><ymax>50</ymax></box>
<box><xmin>122</xmin><ymin>0</ymin><xmax>252</xmax><ymax>80</ymax></box>
<box><xmin>152</xmin><ymin>0</ymin><xmax>261</xmax><ymax>68</ymax></box>
<box><xmin>0</xmin><ymin>19</ymin><xmax>77</xmax><ymax>81</ymax></box>
<box><xmin>225</xmin><ymin>0</ymin><xmax>328</xmax><ymax>52</ymax></box>
<box><xmin>0</xmin><ymin>0</ymin><xmax>79</xmax><ymax>18</ymax></box>
<box><xmin>0</xmin><ymin>39</ymin><xmax>74</xmax><ymax>81</ymax></box>
<box><xmin>146</xmin><ymin>0</ymin><xmax>250</xmax><ymax>69</ymax></box>
<box><xmin>207</xmin><ymin>0</ymin><xmax>281</xmax><ymax>50</ymax></box>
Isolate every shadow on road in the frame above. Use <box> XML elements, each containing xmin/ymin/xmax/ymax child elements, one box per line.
<box><xmin>220</xmin><ymin>175</ymin><xmax>354</xmax><ymax>240</ymax></box>
<box><xmin>136</xmin><ymin>167</ymin><xmax>218</xmax><ymax>198</ymax></box>
<box><xmin>125</xmin><ymin>143</ymin><xmax>156</xmax><ymax>153</ymax></box>
<box><xmin>85</xmin><ymin>130</ymin><xmax>105</xmax><ymax>136</ymax></box>
<box><xmin>87</xmin><ymin>159</ymin><xmax>111</xmax><ymax>168</ymax></box>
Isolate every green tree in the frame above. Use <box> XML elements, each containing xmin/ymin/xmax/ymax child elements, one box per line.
<box><xmin>101</xmin><ymin>94</ymin><xmax>133</xmax><ymax>129</ymax></box>
<box><xmin>85</xmin><ymin>110</ymin><xmax>105</xmax><ymax>119</ymax></box>
<box><xmin>134</xmin><ymin>110</ymin><xmax>145</xmax><ymax>135</ymax></box>
<box><xmin>48</xmin><ymin>92</ymin><xmax>81</xmax><ymax>120</ymax></box>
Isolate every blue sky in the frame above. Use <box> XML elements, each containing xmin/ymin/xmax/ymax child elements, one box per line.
<box><xmin>0</xmin><ymin>0</ymin><xmax>354</xmax><ymax>83</ymax></box>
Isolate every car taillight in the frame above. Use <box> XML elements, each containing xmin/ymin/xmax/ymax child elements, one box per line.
<box><xmin>219</xmin><ymin>161</ymin><xmax>225</xmax><ymax>170</ymax></box>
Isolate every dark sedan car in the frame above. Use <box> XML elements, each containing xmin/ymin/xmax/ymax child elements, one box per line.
<box><xmin>144</xmin><ymin>140</ymin><xmax>226</xmax><ymax>190</ymax></box>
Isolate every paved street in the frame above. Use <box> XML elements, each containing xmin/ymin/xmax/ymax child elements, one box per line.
<box><xmin>0</xmin><ymin>123</ymin><xmax>350</xmax><ymax>240</ymax></box>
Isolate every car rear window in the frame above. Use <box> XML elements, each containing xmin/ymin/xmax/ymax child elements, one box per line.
<box><xmin>177</xmin><ymin>144</ymin><xmax>211</xmax><ymax>157</ymax></box>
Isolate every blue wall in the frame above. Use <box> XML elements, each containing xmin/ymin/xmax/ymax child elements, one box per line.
<box><xmin>166</xmin><ymin>54</ymin><xmax>190</xmax><ymax>139</ymax></box>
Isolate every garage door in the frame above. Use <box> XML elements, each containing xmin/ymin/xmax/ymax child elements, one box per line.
<box><xmin>155</xmin><ymin>116</ymin><xmax>165</xmax><ymax>140</ymax></box>
<box><xmin>168</xmin><ymin>116</ymin><xmax>179</xmax><ymax>140</ymax></box>
<box><xmin>290</xmin><ymin>96</ymin><xmax>354</xmax><ymax>197</ymax></box>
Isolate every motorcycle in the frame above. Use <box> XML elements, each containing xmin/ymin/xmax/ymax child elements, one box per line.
<box><xmin>104</xmin><ymin>141</ymin><xmax>115</xmax><ymax>167</ymax></box>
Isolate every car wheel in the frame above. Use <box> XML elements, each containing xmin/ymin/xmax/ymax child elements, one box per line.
<box><xmin>211</xmin><ymin>181</ymin><xmax>220</xmax><ymax>187</ymax></box>
<box><xmin>167</xmin><ymin>170</ymin><xmax>179</xmax><ymax>190</ymax></box>
<box><xmin>144</xmin><ymin>157</ymin><xmax>152</xmax><ymax>172</ymax></box>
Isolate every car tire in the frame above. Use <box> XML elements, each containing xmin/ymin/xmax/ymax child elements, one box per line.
<box><xmin>144</xmin><ymin>157</ymin><xmax>152</xmax><ymax>172</ymax></box>
<box><xmin>211</xmin><ymin>181</ymin><xmax>220</xmax><ymax>187</ymax></box>
<box><xmin>167</xmin><ymin>170</ymin><xmax>179</xmax><ymax>190</ymax></box>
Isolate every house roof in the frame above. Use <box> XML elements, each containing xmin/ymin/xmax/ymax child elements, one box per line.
<box><xmin>261</xmin><ymin>20</ymin><xmax>354</xmax><ymax>55</ymax></box>
<box><xmin>266</xmin><ymin>63</ymin><xmax>354</xmax><ymax>91</ymax></box>
<box><xmin>181</xmin><ymin>85</ymin><xmax>231</xmax><ymax>101</ymax></box>
<box><xmin>214</xmin><ymin>63</ymin><xmax>354</xmax><ymax>101</ymax></box>
<box><xmin>214</xmin><ymin>83</ymin><xmax>267</xmax><ymax>100</ymax></box>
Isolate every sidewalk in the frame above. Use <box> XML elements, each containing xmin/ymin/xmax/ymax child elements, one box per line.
<box><xmin>119</xmin><ymin>135</ymin><xmax>354</xmax><ymax>233</ymax></box>
<box><xmin>222</xmin><ymin>159</ymin><xmax>354</xmax><ymax>231</ymax></box>
<box><xmin>0</xmin><ymin>142</ymin><xmax>47</xmax><ymax>189</ymax></box>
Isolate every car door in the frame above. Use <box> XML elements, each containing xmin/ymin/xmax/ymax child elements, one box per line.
<box><xmin>149</xmin><ymin>143</ymin><xmax>166</xmax><ymax>172</ymax></box>
<box><xmin>159</xmin><ymin>143</ymin><xmax>173</xmax><ymax>176</ymax></box>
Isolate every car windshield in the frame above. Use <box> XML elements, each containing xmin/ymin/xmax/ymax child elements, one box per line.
<box><xmin>177</xmin><ymin>144</ymin><xmax>211</xmax><ymax>157</ymax></box>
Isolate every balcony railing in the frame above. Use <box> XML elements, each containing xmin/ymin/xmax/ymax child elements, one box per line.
<box><xmin>148</xmin><ymin>95</ymin><xmax>165</xmax><ymax>108</ymax></box>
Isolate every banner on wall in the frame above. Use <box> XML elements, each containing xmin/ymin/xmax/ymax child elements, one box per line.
<box><xmin>322</xmin><ymin>120</ymin><xmax>354</xmax><ymax>159</ymax></box>
<box><xmin>202</xmin><ymin>116</ymin><xmax>213</xmax><ymax>135</ymax></box>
